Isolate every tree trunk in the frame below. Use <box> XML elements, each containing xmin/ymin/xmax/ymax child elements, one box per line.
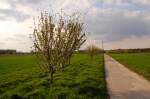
<box><xmin>50</xmin><ymin>68</ymin><xmax>54</xmax><ymax>84</ymax></box>
<box><xmin>50</xmin><ymin>72</ymin><xmax>53</xmax><ymax>84</ymax></box>
<box><xmin>68</xmin><ymin>58</ymin><xmax>71</xmax><ymax>65</ymax></box>
<box><xmin>61</xmin><ymin>63</ymin><xmax>64</xmax><ymax>71</ymax></box>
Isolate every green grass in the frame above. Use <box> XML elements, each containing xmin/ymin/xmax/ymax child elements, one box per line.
<box><xmin>109</xmin><ymin>53</ymin><xmax>150</xmax><ymax>81</ymax></box>
<box><xmin>0</xmin><ymin>54</ymin><xmax>107</xmax><ymax>99</ymax></box>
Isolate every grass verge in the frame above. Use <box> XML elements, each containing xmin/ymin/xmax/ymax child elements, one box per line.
<box><xmin>0</xmin><ymin>54</ymin><xmax>107</xmax><ymax>99</ymax></box>
<box><xmin>109</xmin><ymin>53</ymin><xmax>150</xmax><ymax>81</ymax></box>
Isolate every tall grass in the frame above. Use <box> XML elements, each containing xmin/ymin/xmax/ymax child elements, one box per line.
<box><xmin>0</xmin><ymin>54</ymin><xmax>107</xmax><ymax>99</ymax></box>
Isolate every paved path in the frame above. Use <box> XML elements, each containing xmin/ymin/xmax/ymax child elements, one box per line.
<box><xmin>104</xmin><ymin>54</ymin><xmax>150</xmax><ymax>99</ymax></box>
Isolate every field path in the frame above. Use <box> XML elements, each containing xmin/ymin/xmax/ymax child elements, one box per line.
<box><xmin>104</xmin><ymin>54</ymin><xmax>150</xmax><ymax>99</ymax></box>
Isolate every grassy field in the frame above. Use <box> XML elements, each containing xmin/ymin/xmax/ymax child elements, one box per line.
<box><xmin>110</xmin><ymin>53</ymin><xmax>150</xmax><ymax>81</ymax></box>
<box><xmin>0</xmin><ymin>54</ymin><xmax>107</xmax><ymax>99</ymax></box>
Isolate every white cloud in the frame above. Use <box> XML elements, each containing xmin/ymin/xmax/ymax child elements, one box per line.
<box><xmin>104</xmin><ymin>36</ymin><xmax>150</xmax><ymax>49</ymax></box>
<box><xmin>49</xmin><ymin>0</ymin><xmax>93</xmax><ymax>14</ymax></box>
<box><xmin>0</xmin><ymin>0</ymin><xmax>150</xmax><ymax>51</ymax></box>
<box><xmin>104</xmin><ymin>0</ymin><xmax>123</xmax><ymax>5</ymax></box>
<box><xmin>15</xmin><ymin>4</ymin><xmax>36</xmax><ymax>16</ymax></box>
<box><xmin>144</xmin><ymin>16</ymin><xmax>150</xmax><ymax>21</ymax></box>
<box><xmin>124</xmin><ymin>10</ymin><xmax>141</xmax><ymax>18</ymax></box>
<box><xmin>133</xmin><ymin>0</ymin><xmax>150</xmax><ymax>5</ymax></box>
<box><xmin>0</xmin><ymin>0</ymin><xmax>11</xmax><ymax>9</ymax></box>
<box><xmin>103</xmin><ymin>0</ymin><xmax>130</xmax><ymax>6</ymax></box>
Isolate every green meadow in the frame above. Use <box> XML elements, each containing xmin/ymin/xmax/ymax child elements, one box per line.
<box><xmin>110</xmin><ymin>53</ymin><xmax>150</xmax><ymax>81</ymax></box>
<box><xmin>0</xmin><ymin>54</ymin><xmax>107</xmax><ymax>99</ymax></box>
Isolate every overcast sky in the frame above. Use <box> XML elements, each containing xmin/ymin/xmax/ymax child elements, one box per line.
<box><xmin>0</xmin><ymin>0</ymin><xmax>150</xmax><ymax>52</ymax></box>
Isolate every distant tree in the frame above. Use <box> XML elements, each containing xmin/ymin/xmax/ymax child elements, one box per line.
<box><xmin>87</xmin><ymin>45</ymin><xmax>102</xmax><ymax>59</ymax></box>
<box><xmin>32</xmin><ymin>12</ymin><xmax>86</xmax><ymax>84</ymax></box>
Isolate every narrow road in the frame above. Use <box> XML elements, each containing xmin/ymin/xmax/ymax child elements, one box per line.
<box><xmin>104</xmin><ymin>54</ymin><xmax>150</xmax><ymax>99</ymax></box>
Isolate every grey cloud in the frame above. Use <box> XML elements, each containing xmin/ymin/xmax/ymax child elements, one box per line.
<box><xmin>17</xmin><ymin>0</ymin><xmax>44</xmax><ymax>4</ymax></box>
<box><xmin>0</xmin><ymin>16</ymin><xmax>6</xmax><ymax>20</ymax></box>
<box><xmin>86</xmin><ymin>11</ymin><xmax>150</xmax><ymax>42</ymax></box>
<box><xmin>4</xmin><ymin>33</ymin><xmax>32</xmax><ymax>52</ymax></box>
<box><xmin>0</xmin><ymin>9</ymin><xmax>30</xmax><ymax>22</ymax></box>
<box><xmin>7</xmin><ymin>0</ymin><xmax>44</xmax><ymax>6</ymax></box>
<box><xmin>1</xmin><ymin>0</ymin><xmax>150</xmax><ymax>51</ymax></box>
<box><xmin>0</xmin><ymin>0</ymin><xmax>42</xmax><ymax>22</ymax></box>
<box><xmin>6</xmin><ymin>34</ymin><xmax>30</xmax><ymax>41</ymax></box>
<box><xmin>0</xmin><ymin>0</ymin><xmax>49</xmax><ymax>22</ymax></box>
<box><xmin>0</xmin><ymin>42</ymin><xmax>5</xmax><ymax>49</ymax></box>
<box><xmin>0</xmin><ymin>42</ymin><xmax>5</xmax><ymax>45</ymax></box>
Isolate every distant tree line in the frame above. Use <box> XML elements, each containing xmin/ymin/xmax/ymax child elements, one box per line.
<box><xmin>106</xmin><ymin>48</ymin><xmax>150</xmax><ymax>53</ymax></box>
<box><xmin>76</xmin><ymin>49</ymin><xmax>104</xmax><ymax>54</ymax></box>
<box><xmin>0</xmin><ymin>49</ymin><xmax>33</xmax><ymax>54</ymax></box>
<box><xmin>0</xmin><ymin>49</ymin><xmax>16</xmax><ymax>54</ymax></box>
